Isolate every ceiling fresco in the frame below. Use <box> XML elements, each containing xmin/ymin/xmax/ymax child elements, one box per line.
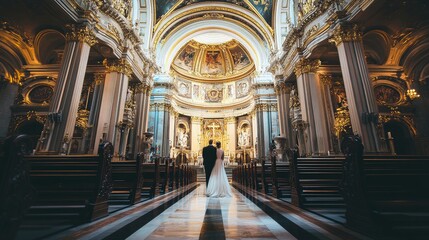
<box><xmin>155</xmin><ymin>0</ymin><xmax>273</xmax><ymax>26</ymax></box>
<box><xmin>171</xmin><ymin>39</ymin><xmax>254</xmax><ymax>82</ymax></box>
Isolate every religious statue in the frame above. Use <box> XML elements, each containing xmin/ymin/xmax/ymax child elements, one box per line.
<box><xmin>177</xmin><ymin>128</ymin><xmax>188</xmax><ymax>147</ymax></box>
<box><xmin>238</xmin><ymin>127</ymin><xmax>250</xmax><ymax>147</ymax></box>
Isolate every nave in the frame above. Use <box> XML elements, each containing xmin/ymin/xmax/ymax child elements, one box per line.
<box><xmin>127</xmin><ymin>185</ymin><xmax>296</xmax><ymax>240</ymax></box>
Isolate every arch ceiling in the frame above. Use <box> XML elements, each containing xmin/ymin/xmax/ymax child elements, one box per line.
<box><xmin>154</xmin><ymin>0</ymin><xmax>273</xmax><ymax>28</ymax></box>
<box><xmin>171</xmin><ymin>39</ymin><xmax>255</xmax><ymax>82</ymax></box>
<box><xmin>153</xmin><ymin>2</ymin><xmax>274</xmax><ymax>74</ymax></box>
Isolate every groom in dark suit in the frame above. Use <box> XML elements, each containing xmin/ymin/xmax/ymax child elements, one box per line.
<box><xmin>202</xmin><ymin>139</ymin><xmax>216</xmax><ymax>186</ymax></box>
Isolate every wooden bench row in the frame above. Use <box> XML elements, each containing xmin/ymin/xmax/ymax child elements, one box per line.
<box><xmin>233</xmin><ymin>139</ymin><xmax>429</xmax><ymax>239</ymax></box>
<box><xmin>0</xmin><ymin>135</ymin><xmax>197</xmax><ymax>239</ymax></box>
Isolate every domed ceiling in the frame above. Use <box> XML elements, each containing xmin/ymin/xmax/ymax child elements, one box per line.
<box><xmin>171</xmin><ymin>39</ymin><xmax>255</xmax><ymax>82</ymax></box>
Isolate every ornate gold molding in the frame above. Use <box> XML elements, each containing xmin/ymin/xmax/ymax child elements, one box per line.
<box><xmin>318</xmin><ymin>74</ymin><xmax>332</xmax><ymax>86</ymax></box>
<box><xmin>224</xmin><ymin>117</ymin><xmax>236</xmax><ymax>123</ymax></box>
<box><xmin>191</xmin><ymin>116</ymin><xmax>202</xmax><ymax>122</ymax></box>
<box><xmin>153</xmin><ymin>6</ymin><xmax>273</xmax><ymax>50</ymax></box>
<box><xmin>133</xmin><ymin>82</ymin><xmax>151</xmax><ymax>94</ymax></box>
<box><xmin>255</xmin><ymin>103</ymin><xmax>277</xmax><ymax>112</ymax></box>
<box><xmin>150</xmin><ymin>102</ymin><xmax>172</xmax><ymax>112</ymax></box>
<box><xmin>329</xmin><ymin>24</ymin><xmax>362</xmax><ymax>46</ymax></box>
<box><xmin>294</xmin><ymin>58</ymin><xmax>321</xmax><ymax>76</ymax></box>
<box><xmin>65</xmin><ymin>24</ymin><xmax>97</xmax><ymax>46</ymax></box>
<box><xmin>94</xmin><ymin>73</ymin><xmax>105</xmax><ymax>85</ymax></box>
<box><xmin>103</xmin><ymin>58</ymin><xmax>132</xmax><ymax>77</ymax></box>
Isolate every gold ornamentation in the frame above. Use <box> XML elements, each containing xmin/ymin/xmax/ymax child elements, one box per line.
<box><xmin>224</xmin><ymin>117</ymin><xmax>236</xmax><ymax>123</ymax></box>
<box><xmin>0</xmin><ymin>69</ymin><xmax>24</xmax><ymax>85</ymax></box>
<box><xmin>202</xmin><ymin>13</ymin><xmax>225</xmax><ymax>19</ymax></box>
<box><xmin>319</xmin><ymin>74</ymin><xmax>332</xmax><ymax>86</ymax></box>
<box><xmin>153</xmin><ymin>6</ymin><xmax>274</xmax><ymax>50</ymax></box>
<box><xmin>191</xmin><ymin>116</ymin><xmax>202</xmax><ymax>122</ymax></box>
<box><xmin>333</xmin><ymin>106</ymin><xmax>351</xmax><ymax>137</ymax></box>
<box><xmin>65</xmin><ymin>24</ymin><xmax>97</xmax><ymax>46</ymax></box>
<box><xmin>150</xmin><ymin>102</ymin><xmax>172</xmax><ymax>111</ymax></box>
<box><xmin>94</xmin><ymin>73</ymin><xmax>105</xmax><ymax>85</ymax></box>
<box><xmin>0</xmin><ymin>20</ymin><xmax>34</xmax><ymax>47</ymax></box>
<box><xmin>294</xmin><ymin>58</ymin><xmax>321</xmax><ymax>76</ymax></box>
<box><xmin>103</xmin><ymin>58</ymin><xmax>132</xmax><ymax>77</ymax></box>
<box><xmin>75</xmin><ymin>109</ymin><xmax>90</xmax><ymax>130</ymax></box>
<box><xmin>133</xmin><ymin>82</ymin><xmax>151</xmax><ymax>94</ymax></box>
<box><xmin>329</xmin><ymin>24</ymin><xmax>362</xmax><ymax>46</ymax></box>
<box><xmin>290</xmin><ymin>87</ymin><xmax>300</xmax><ymax>108</ymax></box>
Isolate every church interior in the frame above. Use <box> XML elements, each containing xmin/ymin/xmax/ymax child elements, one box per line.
<box><xmin>1</xmin><ymin>0</ymin><xmax>429</xmax><ymax>239</ymax></box>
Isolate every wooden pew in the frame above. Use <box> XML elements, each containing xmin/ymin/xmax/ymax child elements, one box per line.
<box><xmin>159</xmin><ymin>158</ymin><xmax>170</xmax><ymax>194</ymax></box>
<box><xmin>296</xmin><ymin>156</ymin><xmax>345</xmax><ymax>211</ymax></box>
<box><xmin>342</xmin><ymin>135</ymin><xmax>429</xmax><ymax>239</ymax></box>
<box><xmin>0</xmin><ymin>135</ymin><xmax>35</xmax><ymax>239</ymax></box>
<box><xmin>140</xmin><ymin>156</ymin><xmax>160</xmax><ymax>199</ymax></box>
<box><xmin>24</xmin><ymin>141</ymin><xmax>113</xmax><ymax>223</ymax></box>
<box><xmin>110</xmin><ymin>156</ymin><xmax>143</xmax><ymax>205</ymax></box>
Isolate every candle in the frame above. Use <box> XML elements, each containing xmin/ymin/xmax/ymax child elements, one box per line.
<box><xmin>387</xmin><ymin>132</ymin><xmax>392</xmax><ymax>138</ymax></box>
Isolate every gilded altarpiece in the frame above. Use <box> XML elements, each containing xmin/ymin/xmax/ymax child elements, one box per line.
<box><xmin>202</xmin><ymin>119</ymin><xmax>227</xmax><ymax>148</ymax></box>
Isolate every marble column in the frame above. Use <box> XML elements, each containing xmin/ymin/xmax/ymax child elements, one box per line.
<box><xmin>149</xmin><ymin>102</ymin><xmax>172</xmax><ymax>157</ymax></box>
<box><xmin>168</xmin><ymin>110</ymin><xmax>177</xmax><ymax>157</ymax></box>
<box><xmin>92</xmin><ymin>58</ymin><xmax>131</xmax><ymax>155</ymax></box>
<box><xmin>275</xmin><ymin>83</ymin><xmax>286</xmax><ymax>135</ymax></box>
<box><xmin>87</xmin><ymin>73</ymin><xmax>104</xmax><ymax>153</ymax></box>
<box><xmin>37</xmin><ymin>24</ymin><xmax>96</xmax><ymax>154</ymax></box>
<box><xmin>131</xmin><ymin>83</ymin><xmax>151</xmax><ymax>158</ymax></box>
<box><xmin>190</xmin><ymin>116</ymin><xmax>202</xmax><ymax>156</ymax></box>
<box><xmin>278</xmin><ymin>82</ymin><xmax>294</xmax><ymax>148</ymax></box>
<box><xmin>225</xmin><ymin>117</ymin><xmax>237</xmax><ymax>159</ymax></box>
<box><xmin>319</xmin><ymin>74</ymin><xmax>339</xmax><ymax>153</ymax></box>
<box><xmin>254</xmin><ymin>103</ymin><xmax>279</xmax><ymax>159</ymax></box>
<box><xmin>330</xmin><ymin>24</ymin><xmax>382</xmax><ymax>152</ymax></box>
<box><xmin>295</xmin><ymin>58</ymin><xmax>330</xmax><ymax>155</ymax></box>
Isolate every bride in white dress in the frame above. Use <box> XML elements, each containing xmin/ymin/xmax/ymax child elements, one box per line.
<box><xmin>206</xmin><ymin>142</ymin><xmax>232</xmax><ymax>197</ymax></box>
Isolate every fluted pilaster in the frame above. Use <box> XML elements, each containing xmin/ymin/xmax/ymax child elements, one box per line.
<box><xmin>37</xmin><ymin>24</ymin><xmax>96</xmax><ymax>154</ymax></box>
<box><xmin>330</xmin><ymin>23</ymin><xmax>383</xmax><ymax>152</ymax></box>
<box><xmin>294</xmin><ymin>58</ymin><xmax>330</xmax><ymax>155</ymax></box>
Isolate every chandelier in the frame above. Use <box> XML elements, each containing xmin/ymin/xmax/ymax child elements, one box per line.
<box><xmin>406</xmin><ymin>88</ymin><xmax>420</xmax><ymax>100</ymax></box>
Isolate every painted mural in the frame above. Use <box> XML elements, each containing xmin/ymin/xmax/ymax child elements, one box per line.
<box><xmin>248</xmin><ymin>0</ymin><xmax>272</xmax><ymax>26</ymax></box>
<box><xmin>201</xmin><ymin>50</ymin><xmax>225</xmax><ymax>75</ymax></box>
<box><xmin>374</xmin><ymin>85</ymin><xmax>401</xmax><ymax>105</ymax></box>
<box><xmin>156</xmin><ymin>0</ymin><xmax>179</xmax><ymax>22</ymax></box>
<box><xmin>236</xmin><ymin>79</ymin><xmax>250</xmax><ymax>98</ymax></box>
<box><xmin>173</xmin><ymin>46</ymin><xmax>196</xmax><ymax>71</ymax></box>
<box><xmin>230</xmin><ymin>46</ymin><xmax>251</xmax><ymax>71</ymax></box>
<box><xmin>156</xmin><ymin>0</ymin><xmax>273</xmax><ymax>26</ymax></box>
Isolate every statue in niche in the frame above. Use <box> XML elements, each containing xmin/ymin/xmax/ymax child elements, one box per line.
<box><xmin>177</xmin><ymin>126</ymin><xmax>188</xmax><ymax>148</ymax></box>
<box><xmin>238</xmin><ymin>126</ymin><xmax>250</xmax><ymax>147</ymax></box>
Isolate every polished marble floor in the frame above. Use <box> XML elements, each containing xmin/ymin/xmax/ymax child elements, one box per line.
<box><xmin>127</xmin><ymin>185</ymin><xmax>297</xmax><ymax>240</ymax></box>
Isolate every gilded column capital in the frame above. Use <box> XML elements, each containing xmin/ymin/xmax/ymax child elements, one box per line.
<box><xmin>65</xmin><ymin>24</ymin><xmax>97</xmax><ymax>46</ymax></box>
<box><xmin>318</xmin><ymin>74</ymin><xmax>333</xmax><ymax>86</ymax></box>
<box><xmin>294</xmin><ymin>58</ymin><xmax>321</xmax><ymax>77</ymax></box>
<box><xmin>103</xmin><ymin>58</ymin><xmax>132</xmax><ymax>77</ymax></box>
<box><xmin>133</xmin><ymin>82</ymin><xmax>150</xmax><ymax>94</ymax></box>
<box><xmin>191</xmin><ymin>116</ymin><xmax>202</xmax><ymax>122</ymax></box>
<box><xmin>329</xmin><ymin>24</ymin><xmax>362</xmax><ymax>46</ymax></box>
<box><xmin>225</xmin><ymin>117</ymin><xmax>236</xmax><ymax>123</ymax></box>
<box><xmin>282</xmin><ymin>83</ymin><xmax>294</xmax><ymax>94</ymax></box>
<box><xmin>93</xmin><ymin>73</ymin><xmax>105</xmax><ymax>85</ymax></box>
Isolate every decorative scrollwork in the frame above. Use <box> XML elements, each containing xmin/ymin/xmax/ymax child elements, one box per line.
<box><xmin>65</xmin><ymin>24</ymin><xmax>97</xmax><ymax>46</ymax></box>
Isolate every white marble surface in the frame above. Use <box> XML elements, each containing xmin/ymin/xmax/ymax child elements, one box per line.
<box><xmin>127</xmin><ymin>185</ymin><xmax>296</xmax><ymax>240</ymax></box>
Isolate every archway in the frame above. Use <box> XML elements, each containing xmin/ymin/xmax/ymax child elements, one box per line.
<box><xmin>384</xmin><ymin>120</ymin><xmax>416</xmax><ymax>155</ymax></box>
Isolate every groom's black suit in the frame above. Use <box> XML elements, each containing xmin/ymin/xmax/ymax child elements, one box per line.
<box><xmin>202</xmin><ymin>144</ymin><xmax>217</xmax><ymax>186</ymax></box>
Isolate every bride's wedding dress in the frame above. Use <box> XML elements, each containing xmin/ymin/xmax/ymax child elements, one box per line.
<box><xmin>206</xmin><ymin>148</ymin><xmax>232</xmax><ymax>197</ymax></box>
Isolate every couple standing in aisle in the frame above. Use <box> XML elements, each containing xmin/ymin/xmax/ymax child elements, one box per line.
<box><xmin>202</xmin><ymin>140</ymin><xmax>232</xmax><ymax>197</ymax></box>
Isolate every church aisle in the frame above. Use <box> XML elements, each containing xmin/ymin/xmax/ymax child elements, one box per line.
<box><xmin>127</xmin><ymin>185</ymin><xmax>297</xmax><ymax>240</ymax></box>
